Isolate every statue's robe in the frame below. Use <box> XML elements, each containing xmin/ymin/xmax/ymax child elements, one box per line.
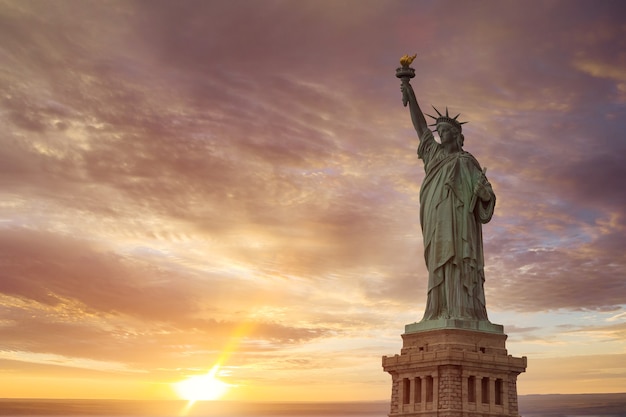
<box><xmin>417</xmin><ymin>130</ymin><xmax>495</xmax><ymax>321</ymax></box>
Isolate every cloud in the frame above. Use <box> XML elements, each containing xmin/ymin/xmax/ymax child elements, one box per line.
<box><xmin>0</xmin><ymin>227</ymin><xmax>334</xmax><ymax>372</ymax></box>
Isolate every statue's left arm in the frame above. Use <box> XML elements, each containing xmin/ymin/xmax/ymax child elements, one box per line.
<box><xmin>475</xmin><ymin>179</ymin><xmax>493</xmax><ymax>202</ymax></box>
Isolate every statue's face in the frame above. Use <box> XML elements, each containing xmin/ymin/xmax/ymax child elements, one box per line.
<box><xmin>437</xmin><ymin>123</ymin><xmax>458</xmax><ymax>146</ymax></box>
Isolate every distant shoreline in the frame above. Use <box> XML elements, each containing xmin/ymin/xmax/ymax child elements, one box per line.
<box><xmin>0</xmin><ymin>394</ymin><xmax>625</xmax><ymax>416</ymax></box>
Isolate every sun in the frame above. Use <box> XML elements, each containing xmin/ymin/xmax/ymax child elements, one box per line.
<box><xmin>173</xmin><ymin>365</ymin><xmax>230</xmax><ymax>402</ymax></box>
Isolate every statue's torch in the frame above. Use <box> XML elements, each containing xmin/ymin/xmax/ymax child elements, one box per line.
<box><xmin>396</xmin><ymin>54</ymin><xmax>416</xmax><ymax>106</ymax></box>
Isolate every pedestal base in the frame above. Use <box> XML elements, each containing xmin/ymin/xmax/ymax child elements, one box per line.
<box><xmin>382</xmin><ymin>324</ymin><xmax>526</xmax><ymax>417</ymax></box>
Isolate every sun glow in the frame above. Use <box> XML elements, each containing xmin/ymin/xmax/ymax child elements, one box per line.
<box><xmin>173</xmin><ymin>365</ymin><xmax>230</xmax><ymax>402</ymax></box>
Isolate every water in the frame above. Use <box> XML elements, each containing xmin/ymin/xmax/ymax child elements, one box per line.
<box><xmin>519</xmin><ymin>393</ymin><xmax>626</xmax><ymax>417</ymax></box>
<box><xmin>2</xmin><ymin>396</ymin><xmax>626</xmax><ymax>417</ymax></box>
<box><xmin>0</xmin><ymin>399</ymin><xmax>389</xmax><ymax>417</ymax></box>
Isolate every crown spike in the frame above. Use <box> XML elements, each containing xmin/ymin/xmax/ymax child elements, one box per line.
<box><xmin>427</xmin><ymin>106</ymin><xmax>468</xmax><ymax>132</ymax></box>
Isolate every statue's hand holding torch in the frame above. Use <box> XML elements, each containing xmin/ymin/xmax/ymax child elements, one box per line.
<box><xmin>396</xmin><ymin>54</ymin><xmax>416</xmax><ymax>107</ymax></box>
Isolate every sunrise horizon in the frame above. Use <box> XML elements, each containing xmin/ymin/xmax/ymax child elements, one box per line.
<box><xmin>2</xmin><ymin>348</ymin><xmax>626</xmax><ymax>402</ymax></box>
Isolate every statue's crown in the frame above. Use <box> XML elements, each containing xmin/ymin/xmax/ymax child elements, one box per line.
<box><xmin>426</xmin><ymin>106</ymin><xmax>467</xmax><ymax>132</ymax></box>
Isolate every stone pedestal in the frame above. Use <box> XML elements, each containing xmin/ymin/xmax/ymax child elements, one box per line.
<box><xmin>382</xmin><ymin>321</ymin><xmax>526</xmax><ymax>417</ymax></box>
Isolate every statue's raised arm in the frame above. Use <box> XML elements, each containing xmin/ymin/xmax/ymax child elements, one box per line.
<box><xmin>396</xmin><ymin>54</ymin><xmax>429</xmax><ymax>140</ymax></box>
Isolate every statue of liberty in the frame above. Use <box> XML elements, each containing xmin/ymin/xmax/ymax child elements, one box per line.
<box><xmin>397</xmin><ymin>55</ymin><xmax>495</xmax><ymax>322</ymax></box>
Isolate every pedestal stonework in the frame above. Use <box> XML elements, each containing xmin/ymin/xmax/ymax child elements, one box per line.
<box><xmin>382</xmin><ymin>322</ymin><xmax>527</xmax><ymax>417</ymax></box>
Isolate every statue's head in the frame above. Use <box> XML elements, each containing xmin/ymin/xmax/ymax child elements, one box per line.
<box><xmin>437</xmin><ymin>122</ymin><xmax>464</xmax><ymax>149</ymax></box>
<box><xmin>427</xmin><ymin>106</ymin><xmax>467</xmax><ymax>150</ymax></box>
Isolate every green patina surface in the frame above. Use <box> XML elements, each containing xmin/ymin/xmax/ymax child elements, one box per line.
<box><xmin>397</xmin><ymin>60</ymin><xmax>498</xmax><ymax>329</ymax></box>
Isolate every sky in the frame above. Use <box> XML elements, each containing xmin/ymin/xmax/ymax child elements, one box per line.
<box><xmin>0</xmin><ymin>0</ymin><xmax>625</xmax><ymax>403</ymax></box>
